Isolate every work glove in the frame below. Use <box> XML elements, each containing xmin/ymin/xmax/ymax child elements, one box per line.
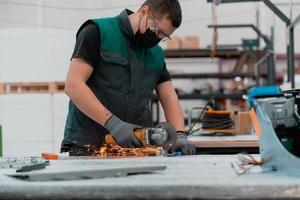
<box><xmin>104</xmin><ymin>115</ymin><xmax>142</xmax><ymax>148</ymax></box>
<box><xmin>171</xmin><ymin>131</ymin><xmax>196</xmax><ymax>155</ymax></box>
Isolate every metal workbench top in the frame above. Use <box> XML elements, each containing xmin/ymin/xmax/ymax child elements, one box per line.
<box><xmin>0</xmin><ymin>155</ymin><xmax>300</xmax><ymax>200</ymax></box>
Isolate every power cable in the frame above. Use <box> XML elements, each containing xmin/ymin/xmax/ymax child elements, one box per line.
<box><xmin>186</xmin><ymin>97</ymin><xmax>215</xmax><ymax>136</ymax></box>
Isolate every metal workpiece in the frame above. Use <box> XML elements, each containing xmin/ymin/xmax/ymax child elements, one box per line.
<box><xmin>8</xmin><ymin>166</ymin><xmax>167</xmax><ymax>182</ymax></box>
<box><xmin>0</xmin><ymin>157</ymin><xmax>49</xmax><ymax>172</ymax></box>
<box><xmin>1</xmin><ymin>156</ymin><xmax>300</xmax><ymax>199</ymax></box>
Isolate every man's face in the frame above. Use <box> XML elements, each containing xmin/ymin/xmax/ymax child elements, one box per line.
<box><xmin>139</xmin><ymin>6</ymin><xmax>177</xmax><ymax>42</ymax></box>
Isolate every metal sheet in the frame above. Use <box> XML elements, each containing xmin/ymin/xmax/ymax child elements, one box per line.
<box><xmin>7</xmin><ymin>166</ymin><xmax>167</xmax><ymax>181</ymax></box>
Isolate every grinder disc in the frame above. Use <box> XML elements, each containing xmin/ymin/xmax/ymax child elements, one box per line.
<box><xmin>155</xmin><ymin>122</ymin><xmax>177</xmax><ymax>151</ymax></box>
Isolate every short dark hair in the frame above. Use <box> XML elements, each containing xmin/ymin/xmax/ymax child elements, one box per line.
<box><xmin>141</xmin><ymin>0</ymin><xmax>182</xmax><ymax>28</ymax></box>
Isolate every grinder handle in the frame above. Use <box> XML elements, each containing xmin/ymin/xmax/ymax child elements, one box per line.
<box><xmin>105</xmin><ymin>134</ymin><xmax>118</xmax><ymax>146</ymax></box>
<box><xmin>105</xmin><ymin>128</ymin><xmax>147</xmax><ymax>146</ymax></box>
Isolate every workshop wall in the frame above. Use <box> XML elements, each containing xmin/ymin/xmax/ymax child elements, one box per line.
<box><xmin>0</xmin><ymin>28</ymin><xmax>74</xmax><ymax>82</ymax></box>
<box><xmin>0</xmin><ymin>94</ymin><xmax>68</xmax><ymax>156</ymax></box>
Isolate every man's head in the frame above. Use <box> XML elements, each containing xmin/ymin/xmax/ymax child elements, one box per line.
<box><xmin>129</xmin><ymin>0</ymin><xmax>182</xmax><ymax>48</ymax></box>
<box><xmin>130</xmin><ymin>0</ymin><xmax>182</xmax><ymax>48</ymax></box>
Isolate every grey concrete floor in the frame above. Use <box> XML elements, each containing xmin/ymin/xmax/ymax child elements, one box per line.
<box><xmin>0</xmin><ymin>155</ymin><xmax>300</xmax><ymax>200</ymax></box>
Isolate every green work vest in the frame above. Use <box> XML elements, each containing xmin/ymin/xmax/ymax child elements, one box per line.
<box><xmin>62</xmin><ymin>15</ymin><xmax>165</xmax><ymax>149</ymax></box>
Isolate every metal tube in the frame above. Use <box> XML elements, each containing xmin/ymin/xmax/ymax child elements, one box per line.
<box><xmin>263</xmin><ymin>0</ymin><xmax>290</xmax><ymax>23</ymax></box>
<box><xmin>255</xmin><ymin>52</ymin><xmax>271</xmax><ymax>86</ymax></box>
<box><xmin>290</xmin><ymin>0</ymin><xmax>293</xmax><ymax>21</ymax></box>
<box><xmin>289</xmin><ymin>27</ymin><xmax>295</xmax><ymax>88</ymax></box>
<box><xmin>256</xmin><ymin>4</ymin><xmax>261</xmax><ymax>48</ymax></box>
<box><xmin>291</xmin><ymin>14</ymin><xmax>300</xmax><ymax>28</ymax></box>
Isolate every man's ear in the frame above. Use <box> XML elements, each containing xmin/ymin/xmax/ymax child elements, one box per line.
<box><xmin>138</xmin><ymin>5</ymin><xmax>150</xmax><ymax>18</ymax></box>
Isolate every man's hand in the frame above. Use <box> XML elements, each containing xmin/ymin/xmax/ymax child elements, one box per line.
<box><xmin>104</xmin><ymin>115</ymin><xmax>142</xmax><ymax>148</ymax></box>
<box><xmin>171</xmin><ymin>132</ymin><xmax>196</xmax><ymax>155</ymax></box>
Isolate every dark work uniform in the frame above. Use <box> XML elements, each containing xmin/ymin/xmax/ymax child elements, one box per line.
<box><xmin>61</xmin><ymin>9</ymin><xmax>171</xmax><ymax>156</ymax></box>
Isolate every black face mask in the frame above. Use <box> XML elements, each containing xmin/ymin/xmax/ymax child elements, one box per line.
<box><xmin>132</xmin><ymin>16</ymin><xmax>161</xmax><ymax>49</ymax></box>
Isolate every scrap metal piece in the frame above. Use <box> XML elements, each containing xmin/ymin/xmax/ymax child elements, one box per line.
<box><xmin>0</xmin><ymin>157</ymin><xmax>49</xmax><ymax>172</ymax></box>
<box><xmin>8</xmin><ymin>166</ymin><xmax>167</xmax><ymax>181</ymax></box>
<box><xmin>97</xmin><ymin>144</ymin><xmax>160</xmax><ymax>157</ymax></box>
<box><xmin>16</xmin><ymin>162</ymin><xmax>49</xmax><ymax>173</ymax></box>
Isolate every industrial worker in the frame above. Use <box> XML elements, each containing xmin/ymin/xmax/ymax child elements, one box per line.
<box><xmin>61</xmin><ymin>0</ymin><xmax>196</xmax><ymax>156</ymax></box>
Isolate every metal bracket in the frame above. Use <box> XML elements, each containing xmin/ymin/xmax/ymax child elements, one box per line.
<box><xmin>289</xmin><ymin>14</ymin><xmax>300</xmax><ymax>29</ymax></box>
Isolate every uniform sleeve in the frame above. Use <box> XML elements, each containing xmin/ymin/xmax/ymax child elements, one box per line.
<box><xmin>71</xmin><ymin>23</ymin><xmax>100</xmax><ymax>68</ymax></box>
<box><xmin>156</xmin><ymin>62</ymin><xmax>171</xmax><ymax>86</ymax></box>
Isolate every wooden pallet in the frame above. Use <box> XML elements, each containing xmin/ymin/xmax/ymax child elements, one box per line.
<box><xmin>0</xmin><ymin>82</ymin><xmax>65</xmax><ymax>94</ymax></box>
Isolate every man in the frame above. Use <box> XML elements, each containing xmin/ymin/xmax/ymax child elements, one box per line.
<box><xmin>61</xmin><ymin>0</ymin><xmax>196</xmax><ymax>156</ymax></box>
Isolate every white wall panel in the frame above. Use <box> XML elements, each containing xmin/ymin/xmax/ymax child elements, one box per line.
<box><xmin>0</xmin><ymin>93</ymin><xmax>69</xmax><ymax>156</ymax></box>
<box><xmin>0</xmin><ymin>94</ymin><xmax>52</xmax><ymax>156</ymax></box>
<box><xmin>4</xmin><ymin>141</ymin><xmax>52</xmax><ymax>157</ymax></box>
<box><xmin>0</xmin><ymin>28</ymin><xmax>75</xmax><ymax>82</ymax></box>
<box><xmin>52</xmin><ymin>93</ymin><xmax>69</xmax><ymax>154</ymax></box>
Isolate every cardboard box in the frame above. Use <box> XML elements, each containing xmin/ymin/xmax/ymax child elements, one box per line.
<box><xmin>182</xmin><ymin>36</ymin><xmax>200</xmax><ymax>49</ymax></box>
<box><xmin>165</xmin><ymin>36</ymin><xmax>182</xmax><ymax>49</ymax></box>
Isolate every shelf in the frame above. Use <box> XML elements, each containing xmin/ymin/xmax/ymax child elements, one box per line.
<box><xmin>165</xmin><ymin>48</ymin><xmax>267</xmax><ymax>59</ymax></box>
<box><xmin>170</xmin><ymin>73</ymin><xmax>267</xmax><ymax>79</ymax></box>
<box><xmin>151</xmin><ymin>93</ymin><xmax>245</xmax><ymax>101</ymax></box>
<box><xmin>189</xmin><ymin>134</ymin><xmax>259</xmax><ymax>148</ymax></box>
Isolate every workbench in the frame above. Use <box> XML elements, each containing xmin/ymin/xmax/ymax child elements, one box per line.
<box><xmin>189</xmin><ymin>134</ymin><xmax>259</xmax><ymax>154</ymax></box>
<box><xmin>1</xmin><ymin>155</ymin><xmax>300</xmax><ymax>200</ymax></box>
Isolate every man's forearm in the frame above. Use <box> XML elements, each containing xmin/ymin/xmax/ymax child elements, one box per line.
<box><xmin>159</xmin><ymin>89</ymin><xmax>185</xmax><ymax>131</ymax></box>
<box><xmin>162</xmin><ymin>96</ymin><xmax>185</xmax><ymax>132</ymax></box>
<box><xmin>156</xmin><ymin>81</ymin><xmax>186</xmax><ymax>132</ymax></box>
<box><xmin>65</xmin><ymin>81</ymin><xmax>112</xmax><ymax>126</ymax></box>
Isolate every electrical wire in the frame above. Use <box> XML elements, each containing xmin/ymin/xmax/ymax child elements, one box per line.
<box><xmin>187</xmin><ymin>97</ymin><xmax>215</xmax><ymax>136</ymax></box>
<box><xmin>202</xmin><ymin>115</ymin><xmax>234</xmax><ymax>130</ymax></box>
<box><xmin>231</xmin><ymin>153</ymin><xmax>263</xmax><ymax>175</ymax></box>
